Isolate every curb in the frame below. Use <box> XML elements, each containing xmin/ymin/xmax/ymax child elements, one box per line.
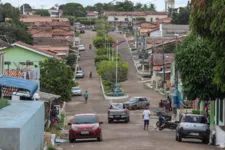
<box><xmin>123</xmin><ymin>35</ymin><xmax>144</xmax><ymax>81</ymax></box>
<box><xmin>99</xmin><ymin>77</ymin><xmax>129</xmax><ymax>100</ymax></box>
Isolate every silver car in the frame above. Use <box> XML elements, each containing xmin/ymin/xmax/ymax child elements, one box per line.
<box><xmin>176</xmin><ymin>114</ymin><xmax>210</xmax><ymax>143</ymax></box>
<box><xmin>72</xmin><ymin>87</ymin><xmax>82</xmax><ymax>96</ymax></box>
<box><xmin>108</xmin><ymin>103</ymin><xmax>130</xmax><ymax>123</ymax></box>
<box><xmin>124</xmin><ymin>96</ymin><xmax>150</xmax><ymax>110</ymax></box>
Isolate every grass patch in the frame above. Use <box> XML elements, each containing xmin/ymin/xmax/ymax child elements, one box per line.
<box><xmin>0</xmin><ymin>99</ymin><xmax>9</xmax><ymax>109</ymax></box>
<box><xmin>45</xmin><ymin>126</ymin><xmax>61</xmax><ymax>137</ymax></box>
<box><xmin>59</xmin><ymin>113</ymin><xmax>65</xmax><ymax>129</ymax></box>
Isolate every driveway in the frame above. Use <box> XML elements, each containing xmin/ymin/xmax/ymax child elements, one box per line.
<box><xmin>58</xmin><ymin>31</ymin><xmax>218</xmax><ymax>150</ymax></box>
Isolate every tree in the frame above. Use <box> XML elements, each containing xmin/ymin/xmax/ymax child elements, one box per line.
<box><xmin>115</xmin><ymin>0</ymin><xmax>134</xmax><ymax>11</ymax></box>
<box><xmin>20</xmin><ymin>3</ymin><xmax>32</xmax><ymax>12</ymax></box>
<box><xmin>0</xmin><ymin>3</ymin><xmax>20</xmax><ymax>21</ymax></box>
<box><xmin>34</xmin><ymin>10</ymin><xmax>50</xmax><ymax>16</ymax></box>
<box><xmin>97</xmin><ymin>60</ymin><xmax>128</xmax><ymax>83</ymax></box>
<box><xmin>0</xmin><ymin>21</ymin><xmax>33</xmax><ymax>44</ymax></box>
<box><xmin>135</xmin><ymin>3</ymin><xmax>142</xmax><ymax>11</ymax></box>
<box><xmin>65</xmin><ymin>54</ymin><xmax>77</xmax><ymax>69</ymax></box>
<box><xmin>148</xmin><ymin>4</ymin><xmax>156</xmax><ymax>11</ymax></box>
<box><xmin>175</xmin><ymin>35</ymin><xmax>223</xmax><ymax>100</ymax></box>
<box><xmin>190</xmin><ymin>0</ymin><xmax>225</xmax><ymax>92</ymax></box>
<box><xmin>171</xmin><ymin>6</ymin><xmax>190</xmax><ymax>25</ymax></box>
<box><xmin>40</xmin><ymin>58</ymin><xmax>74</xmax><ymax>102</ymax></box>
<box><xmin>61</xmin><ymin>3</ymin><xmax>86</xmax><ymax>17</ymax></box>
<box><xmin>93</xmin><ymin>36</ymin><xmax>114</xmax><ymax>49</ymax></box>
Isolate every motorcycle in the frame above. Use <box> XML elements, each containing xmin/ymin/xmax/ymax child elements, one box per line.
<box><xmin>156</xmin><ymin>112</ymin><xmax>171</xmax><ymax>127</ymax></box>
<box><xmin>89</xmin><ymin>44</ymin><xmax>92</xmax><ymax>50</ymax></box>
<box><xmin>158</xmin><ymin>121</ymin><xmax>179</xmax><ymax>131</ymax></box>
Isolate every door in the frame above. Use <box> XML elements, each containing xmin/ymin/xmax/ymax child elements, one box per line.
<box><xmin>138</xmin><ymin>98</ymin><xmax>145</xmax><ymax>108</ymax></box>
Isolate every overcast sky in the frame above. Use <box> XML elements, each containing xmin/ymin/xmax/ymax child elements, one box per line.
<box><xmin>2</xmin><ymin>0</ymin><xmax>189</xmax><ymax>11</ymax></box>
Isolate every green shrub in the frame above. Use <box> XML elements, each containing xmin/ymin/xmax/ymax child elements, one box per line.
<box><xmin>96</xmin><ymin>48</ymin><xmax>113</xmax><ymax>55</ymax></box>
<box><xmin>94</xmin><ymin>55</ymin><xmax>109</xmax><ymax>64</ymax></box>
<box><xmin>192</xmin><ymin>110</ymin><xmax>200</xmax><ymax>114</ymax></box>
<box><xmin>102</xmin><ymin>80</ymin><xmax>113</xmax><ymax>93</ymax></box>
<box><xmin>97</xmin><ymin>60</ymin><xmax>128</xmax><ymax>83</ymax></box>
<box><xmin>93</xmin><ymin>36</ymin><xmax>114</xmax><ymax>49</ymax></box>
<box><xmin>0</xmin><ymin>99</ymin><xmax>9</xmax><ymax>109</ymax></box>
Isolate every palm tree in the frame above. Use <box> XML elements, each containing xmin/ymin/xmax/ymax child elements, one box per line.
<box><xmin>148</xmin><ymin>4</ymin><xmax>156</xmax><ymax>12</ymax></box>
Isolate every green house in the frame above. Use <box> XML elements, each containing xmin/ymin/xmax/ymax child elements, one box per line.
<box><xmin>0</xmin><ymin>41</ymin><xmax>59</xmax><ymax>69</ymax></box>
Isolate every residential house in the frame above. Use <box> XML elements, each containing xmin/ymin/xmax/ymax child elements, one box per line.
<box><xmin>160</xmin><ymin>24</ymin><xmax>190</xmax><ymax>37</ymax></box>
<box><xmin>148</xmin><ymin>53</ymin><xmax>175</xmax><ymax>91</ymax></box>
<box><xmin>136</xmin><ymin>22</ymin><xmax>159</xmax><ymax>36</ymax></box>
<box><xmin>23</xmin><ymin>19</ymin><xmax>72</xmax><ymax>56</ymax></box>
<box><xmin>87</xmin><ymin>11</ymin><xmax>99</xmax><ymax>19</ymax></box>
<box><xmin>48</xmin><ymin>9</ymin><xmax>63</xmax><ymax>18</ymax></box>
<box><xmin>0</xmin><ymin>41</ymin><xmax>59</xmax><ymax>70</ymax></box>
<box><xmin>104</xmin><ymin>11</ymin><xmax>168</xmax><ymax>23</ymax></box>
<box><xmin>20</xmin><ymin>16</ymin><xmax>69</xmax><ymax>25</ymax></box>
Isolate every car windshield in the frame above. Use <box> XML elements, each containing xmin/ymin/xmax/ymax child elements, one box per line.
<box><xmin>181</xmin><ymin>115</ymin><xmax>206</xmax><ymax>123</ymax></box>
<box><xmin>110</xmin><ymin>103</ymin><xmax>124</xmax><ymax>109</ymax></box>
<box><xmin>72</xmin><ymin>87</ymin><xmax>80</xmax><ymax>90</ymax></box>
<box><xmin>73</xmin><ymin>115</ymin><xmax>97</xmax><ymax>124</ymax></box>
<box><xmin>79</xmin><ymin>45</ymin><xmax>84</xmax><ymax>47</ymax></box>
<box><xmin>129</xmin><ymin>98</ymin><xmax>137</xmax><ymax>102</ymax></box>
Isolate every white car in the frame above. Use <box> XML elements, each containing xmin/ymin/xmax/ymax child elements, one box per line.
<box><xmin>72</xmin><ymin>87</ymin><xmax>82</xmax><ymax>96</ymax></box>
<box><xmin>79</xmin><ymin>45</ymin><xmax>85</xmax><ymax>51</ymax></box>
<box><xmin>76</xmin><ymin>70</ymin><xmax>84</xmax><ymax>78</ymax></box>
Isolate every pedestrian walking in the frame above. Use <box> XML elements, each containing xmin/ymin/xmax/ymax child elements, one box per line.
<box><xmin>167</xmin><ymin>96</ymin><xmax>172</xmax><ymax>111</ymax></box>
<box><xmin>84</xmin><ymin>91</ymin><xmax>88</xmax><ymax>104</ymax></box>
<box><xmin>89</xmin><ymin>71</ymin><xmax>92</xmax><ymax>78</ymax></box>
<box><xmin>142</xmin><ymin>105</ymin><xmax>151</xmax><ymax>130</ymax></box>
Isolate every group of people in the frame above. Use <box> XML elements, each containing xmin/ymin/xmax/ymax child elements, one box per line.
<box><xmin>159</xmin><ymin>96</ymin><xmax>172</xmax><ymax>112</ymax></box>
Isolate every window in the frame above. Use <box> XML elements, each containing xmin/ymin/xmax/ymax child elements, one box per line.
<box><xmin>125</xmin><ymin>18</ymin><xmax>128</xmax><ymax>21</ymax></box>
<box><xmin>220</xmin><ymin>100</ymin><xmax>224</xmax><ymax>122</ymax></box>
<box><xmin>73</xmin><ymin>115</ymin><xmax>97</xmax><ymax>124</ymax></box>
<box><xmin>114</xmin><ymin>17</ymin><xmax>118</xmax><ymax>21</ymax></box>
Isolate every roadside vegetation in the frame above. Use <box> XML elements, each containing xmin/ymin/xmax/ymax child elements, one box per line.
<box><xmin>93</xmin><ymin>19</ymin><xmax>128</xmax><ymax>96</ymax></box>
<box><xmin>0</xmin><ymin>99</ymin><xmax>9</xmax><ymax>109</ymax></box>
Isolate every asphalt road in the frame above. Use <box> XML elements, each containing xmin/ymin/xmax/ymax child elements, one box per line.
<box><xmin>57</xmin><ymin>30</ymin><xmax>218</xmax><ymax>150</ymax></box>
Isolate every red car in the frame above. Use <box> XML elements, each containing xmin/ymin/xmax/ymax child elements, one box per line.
<box><xmin>68</xmin><ymin>113</ymin><xmax>103</xmax><ymax>143</ymax></box>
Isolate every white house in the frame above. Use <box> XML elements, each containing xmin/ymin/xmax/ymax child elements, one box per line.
<box><xmin>104</xmin><ymin>11</ymin><xmax>168</xmax><ymax>23</ymax></box>
<box><xmin>87</xmin><ymin>11</ymin><xmax>99</xmax><ymax>19</ymax></box>
<box><xmin>48</xmin><ymin>9</ymin><xmax>63</xmax><ymax>18</ymax></box>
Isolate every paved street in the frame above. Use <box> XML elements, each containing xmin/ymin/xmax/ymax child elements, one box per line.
<box><xmin>58</xmin><ymin>31</ymin><xmax>218</xmax><ymax>150</ymax></box>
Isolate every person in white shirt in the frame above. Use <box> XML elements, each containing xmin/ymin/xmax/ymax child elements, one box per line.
<box><xmin>142</xmin><ymin>105</ymin><xmax>151</xmax><ymax>130</ymax></box>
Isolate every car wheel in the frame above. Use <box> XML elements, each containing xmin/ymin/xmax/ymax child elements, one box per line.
<box><xmin>69</xmin><ymin>138</ymin><xmax>76</xmax><ymax>143</ymax></box>
<box><xmin>156</xmin><ymin>121</ymin><xmax>161</xmax><ymax>127</ymax></box>
<box><xmin>202</xmin><ymin>138</ymin><xmax>209</xmax><ymax>144</ymax></box>
<box><xmin>177</xmin><ymin>133</ymin><xmax>182</xmax><ymax>142</ymax></box>
<box><xmin>125</xmin><ymin>118</ymin><xmax>129</xmax><ymax>123</ymax></box>
<box><xmin>97</xmin><ymin>133</ymin><xmax>103</xmax><ymax>141</ymax></box>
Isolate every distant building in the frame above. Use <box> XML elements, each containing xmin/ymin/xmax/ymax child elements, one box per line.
<box><xmin>87</xmin><ymin>11</ymin><xmax>99</xmax><ymax>19</ymax></box>
<box><xmin>104</xmin><ymin>11</ymin><xmax>168</xmax><ymax>23</ymax></box>
<box><xmin>48</xmin><ymin>9</ymin><xmax>63</xmax><ymax>18</ymax></box>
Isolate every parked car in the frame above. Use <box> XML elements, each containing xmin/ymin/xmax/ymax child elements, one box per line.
<box><xmin>108</xmin><ymin>103</ymin><xmax>130</xmax><ymax>123</ymax></box>
<box><xmin>72</xmin><ymin>87</ymin><xmax>82</xmax><ymax>96</ymax></box>
<box><xmin>79</xmin><ymin>45</ymin><xmax>85</xmax><ymax>51</ymax></box>
<box><xmin>176</xmin><ymin>114</ymin><xmax>210</xmax><ymax>143</ymax></box>
<box><xmin>76</xmin><ymin>71</ymin><xmax>85</xmax><ymax>78</ymax></box>
<box><xmin>80</xmin><ymin>29</ymin><xmax>85</xmax><ymax>34</ymax></box>
<box><xmin>68</xmin><ymin>113</ymin><xmax>103</xmax><ymax>143</ymax></box>
<box><xmin>124</xmin><ymin>96</ymin><xmax>150</xmax><ymax>110</ymax></box>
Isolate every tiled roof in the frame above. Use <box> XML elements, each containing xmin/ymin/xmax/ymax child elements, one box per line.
<box><xmin>146</xmin><ymin>36</ymin><xmax>186</xmax><ymax>49</ymax></box>
<box><xmin>156</xmin><ymin>17</ymin><xmax>172</xmax><ymax>24</ymax></box>
<box><xmin>13</xmin><ymin>41</ymin><xmax>60</xmax><ymax>59</ymax></box>
<box><xmin>20</xmin><ymin>17</ymin><xmax>69</xmax><ymax>23</ymax></box>
<box><xmin>104</xmin><ymin>11</ymin><xmax>167</xmax><ymax>16</ymax></box>
<box><xmin>34</xmin><ymin>45</ymin><xmax>69</xmax><ymax>51</ymax></box>
<box><xmin>140</xmin><ymin>28</ymin><xmax>159</xmax><ymax>33</ymax></box>
<box><xmin>87</xmin><ymin>11</ymin><xmax>98</xmax><ymax>16</ymax></box>
<box><xmin>148</xmin><ymin>53</ymin><xmax>175</xmax><ymax>66</ymax></box>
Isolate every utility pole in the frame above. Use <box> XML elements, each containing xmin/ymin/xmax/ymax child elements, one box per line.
<box><xmin>162</xmin><ymin>39</ymin><xmax>166</xmax><ymax>93</ymax></box>
<box><xmin>175</xmin><ymin>34</ymin><xmax>179</xmax><ymax>105</ymax></box>
<box><xmin>116</xmin><ymin>40</ymin><xmax>118</xmax><ymax>84</ymax></box>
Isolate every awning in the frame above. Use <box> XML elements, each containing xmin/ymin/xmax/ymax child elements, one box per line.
<box><xmin>38</xmin><ymin>91</ymin><xmax>61</xmax><ymax>102</ymax></box>
<box><xmin>0</xmin><ymin>75</ymin><xmax>38</xmax><ymax>96</ymax></box>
